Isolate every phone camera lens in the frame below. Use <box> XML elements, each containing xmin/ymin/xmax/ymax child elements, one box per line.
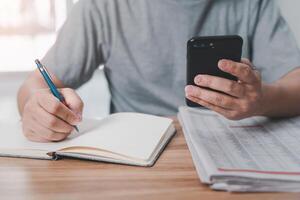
<box><xmin>193</xmin><ymin>43</ymin><xmax>209</xmax><ymax>48</ymax></box>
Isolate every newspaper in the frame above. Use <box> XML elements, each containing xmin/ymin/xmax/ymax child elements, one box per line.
<box><xmin>178</xmin><ymin>106</ymin><xmax>300</xmax><ymax>192</ymax></box>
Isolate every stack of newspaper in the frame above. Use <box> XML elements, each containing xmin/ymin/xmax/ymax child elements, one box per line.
<box><xmin>178</xmin><ymin>106</ymin><xmax>300</xmax><ymax>192</ymax></box>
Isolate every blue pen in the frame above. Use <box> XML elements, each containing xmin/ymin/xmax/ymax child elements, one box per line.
<box><xmin>35</xmin><ymin>59</ymin><xmax>79</xmax><ymax>132</ymax></box>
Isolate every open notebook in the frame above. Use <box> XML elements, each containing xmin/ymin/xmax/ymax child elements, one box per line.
<box><xmin>0</xmin><ymin>112</ymin><xmax>176</xmax><ymax>166</ymax></box>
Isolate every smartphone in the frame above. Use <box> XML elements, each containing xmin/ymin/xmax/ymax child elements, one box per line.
<box><xmin>186</xmin><ymin>35</ymin><xmax>243</xmax><ymax>107</ymax></box>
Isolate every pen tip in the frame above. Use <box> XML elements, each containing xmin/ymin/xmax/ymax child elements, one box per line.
<box><xmin>74</xmin><ymin>126</ymin><xmax>79</xmax><ymax>132</ymax></box>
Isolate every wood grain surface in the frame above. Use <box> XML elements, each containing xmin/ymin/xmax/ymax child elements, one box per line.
<box><xmin>0</xmin><ymin>120</ymin><xmax>299</xmax><ymax>200</ymax></box>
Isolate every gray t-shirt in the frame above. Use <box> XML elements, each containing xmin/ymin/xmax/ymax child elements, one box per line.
<box><xmin>42</xmin><ymin>0</ymin><xmax>300</xmax><ymax>116</ymax></box>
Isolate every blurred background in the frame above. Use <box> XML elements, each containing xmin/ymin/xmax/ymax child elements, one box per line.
<box><xmin>0</xmin><ymin>0</ymin><xmax>74</xmax><ymax>71</ymax></box>
<box><xmin>0</xmin><ymin>0</ymin><xmax>110</xmax><ymax>122</ymax></box>
<box><xmin>0</xmin><ymin>0</ymin><xmax>299</xmax><ymax>121</ymax></box>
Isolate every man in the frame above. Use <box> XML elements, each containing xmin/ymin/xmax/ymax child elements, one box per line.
<box><xmin>18</xmin><ymin>0</ymin><xmax>300</xmax><ymax>142</ymax></box>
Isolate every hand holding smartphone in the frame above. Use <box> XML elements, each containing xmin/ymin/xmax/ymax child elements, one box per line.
<box><xmin>186</xmin><ymin>35</ymin><xmax>243</xmax><ymax>107</ymax></box>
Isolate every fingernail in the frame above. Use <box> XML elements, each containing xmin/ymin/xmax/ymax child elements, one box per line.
<box><xmin>194</xmin><ymin>75</ymin><xmax>202</xmax><ymax>84</ymax></box>
<box><xmin>218</xmin><ymin>59</ymin><xmax>228</xmax><ymax>69</ymax></box>
<box><xmin>185</xmin><ymin>85</ymin><xmax>193</xmax><ymax>94</ymax></box>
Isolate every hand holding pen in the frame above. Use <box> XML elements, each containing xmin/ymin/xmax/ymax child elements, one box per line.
<box><xmin>20</xmin><ymin>59</ymin><xmax>83</xmax><ymax>142</ymax></box>
<box><xmin>35</xmin><ymin>59</ymin><xmax>80</xmax><ymax>133</ymax></box>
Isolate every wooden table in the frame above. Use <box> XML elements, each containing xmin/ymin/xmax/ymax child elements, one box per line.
<box><xmin>0</xmin><ymin>121</ymin><xmax>299</xmax><ymax>200</ymax></box>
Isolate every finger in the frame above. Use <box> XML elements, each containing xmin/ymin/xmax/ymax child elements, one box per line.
<box><xmin>241</xmin><ymin>58</ymin><xmax>252</xmax><ymax>67</ymax></box>
<box><xmin>30</xmin><ymin>120</ymin><xmax>70</xmax><ymax>142</ymax></box>
<box><xmin>22</xmin><ymin>117</ymin><xmax>49</xmax><ymax>142</ymax></box>
<box><xmin>194</xmin><ymin>74</ymin><xmax>245</xmax><ymax>98</ymax></box>
<box><xmin>60</xmin><ymin>88</ymin><xmax>84</xmax><ymax>118</ymax></box>
<box><xmin>185</xmin><ymin>95</ymin><xmax>237</xmax><ymax>118</ymax></box>
<box><xmin>23</xmin><ymin>128</ymin><xmax>49</xmax><ymax>143</ymax></box>
<box><xmin>33</xmin><ymin>105</ymin><xmax>74</xmax><ymax>133</ymax></box>
<box><xmin>185</xmin><ymin>85</ymin><xmax>239</xmax><ymax>110</ymax></box>
<box><xmin>241</xmin><ymin>58</ymin><xmax>262</xmax><ymax>81</ymax></box>
<box><xmin>37</xmin><ymin>93</ymin><xmax>80</xmax><ymax>125</ymax></box>
<box><xmin>218</xmin><ymin>59</ymin><xmax>257</xmax><ymax>84</ymax></box>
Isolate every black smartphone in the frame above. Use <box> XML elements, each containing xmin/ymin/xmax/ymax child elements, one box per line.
<box><xmin>186</xmin><ymin>35</ymin><xmax>243</xmax><ymax>107</ymax></box>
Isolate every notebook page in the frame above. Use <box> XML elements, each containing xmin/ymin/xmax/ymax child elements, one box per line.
<box><xmin>0</xmin><ymin>121</ymin><xmax>78</xmax><ymax>152</ymax></box>
<box><xmin>65</xmin><ymin>113</ymin><xmax>173</xmax><ymax>160</ymax></box>
<box><xmin>0</xmin><ymin>118</ymin><xmax>115</xmax><ymax>152</ymax></box>
<box><xmin>0</xmin><ymin>113</ymin><xmax>172</xmax><ymax>161</ymax></box>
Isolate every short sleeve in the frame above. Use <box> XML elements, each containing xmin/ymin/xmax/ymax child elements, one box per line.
<box><xmin>251</xmin><ymin>0</ymin><xmax>300</xmax><ymax>83</ymax></box>
<box><xmin>42</xmin><ymin>0</ymin><xmax>105</xmax><ymax>88</ymax></box>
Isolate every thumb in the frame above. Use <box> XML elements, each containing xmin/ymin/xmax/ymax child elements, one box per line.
<box><xmin>60</xmin><ymin>88</ymin><xmax>84</xmax><ymax>120</ymax></box>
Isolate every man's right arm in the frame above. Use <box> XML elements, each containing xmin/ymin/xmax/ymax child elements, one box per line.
<box><xmin>18</xmin><ymin>1</ymin><xmax>105</xmax><ymax>142</ymax></box>
<box><xmin>17</xmin><ymin>70</ymin><xmax>83</xmax><ymax>142</ymax></box>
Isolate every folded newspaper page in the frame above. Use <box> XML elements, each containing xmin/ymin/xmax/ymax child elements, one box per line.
<box><xmin>178</xmin><ymin>106</ymin><xmax>300</xmax><ymax>192</ymax></box>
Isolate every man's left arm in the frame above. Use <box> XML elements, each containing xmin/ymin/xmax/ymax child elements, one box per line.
<box><xmin>261</xmin><ymin>65</ymin><xmax>300</xmax><ymax>117</ymax></box>
<box><xmin>185</xmin><ymin>59</ymin><xmax>300</xmax><ymax>120</ymax></box>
